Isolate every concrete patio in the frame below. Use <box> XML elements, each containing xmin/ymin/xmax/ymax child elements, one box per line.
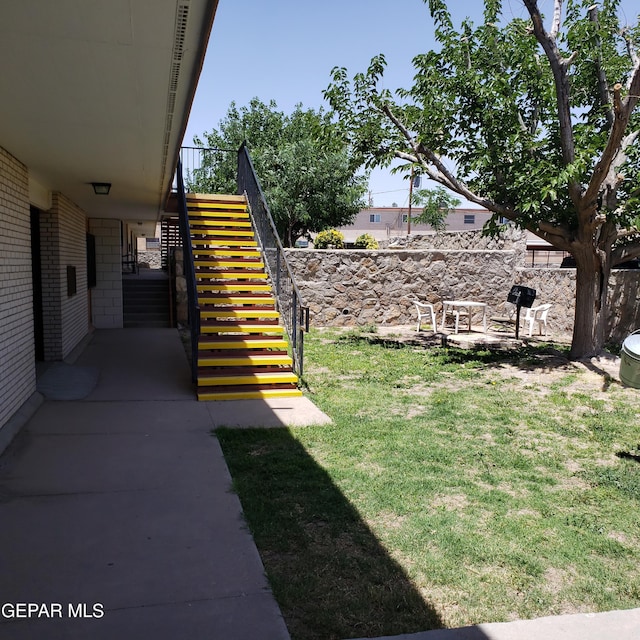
<box><xmin>0</xmin><ymin>328</ymin><xmax>329</xmax><ymax>639</ymax></box>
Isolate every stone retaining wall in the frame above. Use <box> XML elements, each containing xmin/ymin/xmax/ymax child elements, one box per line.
<box><xmin>137</xmin><ymin>249</ymin><xmax>163</xmax><ymax>270</ymax></box>
<box><xmin>285</xmin><ymin>249</ymin><xmax>640</xmax><ymax>341</ymax></box>
<box><xmin>381</xmin><ymin>226</ymin><xmax>527</xmax><ymax>252</ymax></box>
<box><xmin>286</xmin><ymin>249</ymin><xmax>522</xmax><ymax>327</ymax></box>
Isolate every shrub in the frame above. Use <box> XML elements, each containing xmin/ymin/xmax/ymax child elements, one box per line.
<box><xmin>354</xmin><ymin>233</ymin><xmax>379</xmax><ymax>249</ymax></box>
<box><xmin>314</xmin><ymin>229</ymin><xmax>345</xmax><ymax>249</ymax></box>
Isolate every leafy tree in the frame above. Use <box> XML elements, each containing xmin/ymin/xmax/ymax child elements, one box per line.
<box><xmin>191</xmin><ymin>98</ymin><xmax>367</xmax><ymax>247</ymax></box>
<box><xmin>411</xmin><ymin>186</ymin><xmax>461</xmax><ymax>231</ymax></box>
<box><xmin>324</xmin><ymin>0</ymin><xmax>640</xmax><ymax>359</ymax></box>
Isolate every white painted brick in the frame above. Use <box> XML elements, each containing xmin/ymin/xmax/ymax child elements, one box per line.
<box><xmin>89</xmin><ymin>218</ymin><xmax>123</xmax><ymax>328</ymax></box>
<box><xmin>0</xmin><ymin>147</ymin><xmax>36</xmax><ymax>431</ymax></box>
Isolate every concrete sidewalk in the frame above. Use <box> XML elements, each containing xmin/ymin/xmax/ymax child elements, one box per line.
<box><xmin>0</xmin><ymin>328</ymin><xmax>329</xmax><ymax>639</ymax></box>
<box><xmin>353</xmin><ymin>608</ymin><xmax>640</xmax><ymax>640</ymax></box>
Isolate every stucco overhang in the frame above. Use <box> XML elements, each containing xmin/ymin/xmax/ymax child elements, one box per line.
<box><xmin>0</xmin><ymin>0</ymin><xmax>218</xmax><ymax>223</ymax></box>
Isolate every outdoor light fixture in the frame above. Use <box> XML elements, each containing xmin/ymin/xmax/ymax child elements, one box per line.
<box><xmin>91</xmin><ymin>182</ymin><xmax>111</xmax><ymax>195</ymax></box>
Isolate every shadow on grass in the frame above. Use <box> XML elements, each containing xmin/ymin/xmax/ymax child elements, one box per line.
<box><xmin>338</xmin><ymin>332</ymin><xmax>573</xmax><ymax>371</ymax></box>
<box><xmin>616</xmin><ymin>450</ymin><xmax>640</xmax><ymax>464</ymax></box>
<box><xmin>216</xmin><ymin>427</ymin><xmax>473</xmax><ymax>640</ymax></box>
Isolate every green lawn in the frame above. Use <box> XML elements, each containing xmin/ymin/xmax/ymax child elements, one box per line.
<box><xmin>217</xmin><ymin>328</ymin><xmax>640</xmax><ymax>640</ymax></box>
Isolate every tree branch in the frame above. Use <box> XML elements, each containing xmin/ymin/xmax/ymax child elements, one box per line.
<box><xmin>378</xmin><ymin>102</ymin><xmax>472</xmax><ymax>197</ymax></box>
<box><xmin>612</xmin><ymin>241</ymin><xmax>640</xmax><ymax>264</ymax></box>
<box><xmin>523</xmin><ymin>0</ymin><xmax>582</xmax><ymax>208</ymax></box>
<box><xmin>584</xmin><ymin>68</ymin><xmax>640</xmax><ymax>210</ymax></box>
<box><xmin>588</xmin><ymin>4</ymin><xmax>614</xmax><ymax>130</ymax></box>
<box><xmin>622</xmin><ymin>27</ymin><xmax>640</xmax><ymax>81</ymax></box>
<box><xmin>380</xmin><ymin>98</ymin><xmax>575</xmax><ymax>251</ymax></box>
<box><xmin>550</xmin><ymin>0</ymin><xmax>563</xmax><ymax>39</ymax></box>
<box><xmin>604</xmin><ymin>129</ymin><xmax>639</xmax><ymax>187</ymax></box>
<box><xmin>393</xmin><ymin>148</ymin><xmax>574</xmax><ymax>250</ymax></box>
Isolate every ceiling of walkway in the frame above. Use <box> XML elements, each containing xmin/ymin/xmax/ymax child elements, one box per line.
<box><xmin>0</xmin><ymin>0</ymin><xmax>218</xmax><ymax>222</ymax></box>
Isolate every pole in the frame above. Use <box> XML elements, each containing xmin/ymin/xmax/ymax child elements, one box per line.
<box><xmin>408</xmin><ymin>166</ymin><xmax>414</xmax><ymax>235</ymax></box>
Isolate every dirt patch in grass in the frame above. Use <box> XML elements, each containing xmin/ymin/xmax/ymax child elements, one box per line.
<box><xmin>373</xmin><ymin>510</ymin><xmax>408</xmax><ymax>530</ymax></box>
<box><xmin>431</xmin><ymin>493</ymin><xmax>469</xmax><ymax>511</ymax></box>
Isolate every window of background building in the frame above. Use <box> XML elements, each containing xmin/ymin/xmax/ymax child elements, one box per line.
<box><xmin>370</xmin><ymin>214</ymin><xmax>381</xmax><ymax>223</ymax></box>
<box><xmin>464</xmin><ymin>214</ymin><xmax>475</xmax><ymax>224</ymax></box>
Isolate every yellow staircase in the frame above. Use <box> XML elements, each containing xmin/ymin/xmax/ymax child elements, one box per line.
<box><xmin>187</xmin><ymin>194</ymin><xmax>302</xmax><ymax>401</ymax></box>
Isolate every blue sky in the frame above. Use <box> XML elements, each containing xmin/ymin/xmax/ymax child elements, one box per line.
<box><xmin>184</xmin><ymin>0</ymin><xmax>638</xmax><ymax>208</ymax></box>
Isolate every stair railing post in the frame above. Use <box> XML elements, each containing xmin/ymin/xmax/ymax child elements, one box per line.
<box><xmin>275</xmin><ymin>245</ymin><xmax>282</xmax><ymax>300</ymax></box>
<box><xmin>191</xmin><ymin>307</ymin><xmax>200</xmax><ymax>382</ymax></box>
<box><xmin>298</xmin><ymin>306</ymin><xmax>307</xmax><ymax>378</ymax></box>
<box><xmin>292</xmin><ymin>289</ymin><xmax>298</xmax><ymax>372</ymax></box>
<box><xmin>175</xmin><ymin>157</ymin><xmax>200</xmax><ymax>384</ymax></box>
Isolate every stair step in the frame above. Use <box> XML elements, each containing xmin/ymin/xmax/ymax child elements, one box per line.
<box><xmin>122</xmin><ymin>277</ymin><xmax>170</xmax><ymax>328</ymax></box>
<box><xmin>197</xmin><ymin>371</ymin><xmax>299</xmax><ymax>386</ymax></box>
<box><xmin>197</xmin><ymin>387</ymin><xmax>302</xmax><ymax>401</ymax></box>
<box><xmin>123</xmin><ymin>308</ymin><xmax>168</xmax><ymax>316</ymax></box>
<box><xmin>187</xmin><ymin>194</ymin><xmax>247</xmax><ymax>206</ymax></box>
<box><xmin>196</xmin><ymin>271</ymin><xmax>268</xmax><ymax>280</ymax></box>
<box><xmin>189</xmin><ymin>219</ymin><xmax>253</xmax><ymax>229</ymax></box>
<box><xmin>199</xmin><ymin>347</ymin><xmax>289</xmax><ymax>356</ymax></box>
<box><xmin>122</xmin><ymin>277</ymin><xmax>169</xmax><ymax>289</ymax></box>
<box><xmin>198</xmin><ymin>294</ymin><xmax>275</xmax><ymax>305</ymax></box>
<box><xmin>200</xmin><ymin>322</ymin><xmax>285</xmax><ymax>334</ymax></box>
<box><xmin>192</xmin><ymin>238</ymin><xmax>258</xmax><ymax>247</ymax></box>
<box><xmin>192</xmin><ymin>249</ymin><xmax>261</xmax><ymax>258</ymax></box>
<box><xmin>123</xmin><ymin>305</ymin><xmax>168</xmax><ymax>314</ymax></box>
<box><xmin>201</xmin><ymin>307</ymin><xmax>280</xmax><ymax>319</ymax></box>
<box><xmin>122</xmin><ymin>292</ymin><xmax>168</xmax><ymax>297</ymax></box>
<box><xmin>194</xmin><ymin>259</ymin><xmax>264</xmax><ymax>269</ymax></box>
<box><xmin>188</xmin><ymin>207</ymin><xmax>249</xmax><ymax>217</ymax></box>
<box><xmin>197</xmin><ymin>282</ymin><xmax>272</xmax><ymax>292</ymax></box>
<box><xmin>122</xmin><ymin>289</ymin><xmax>169</xmax><ymax>298</ymax></box>
<box><xmin>191</xmin><ymin>230</ymin><xmax>255</xmax><ymax>239</ymax></box>
<box><xmin>123</xmin><ymin>298</ymin><xmax>168</xmax><ymax>307</ymax></box>
<box><xmin>199</xmin><ymin>337</ymin><xmax>290</xmax><ymax>350</ymax></box>
<box><xmin>198</xmin><ymin>353</ymin><xmax>293</xmax><ymax>367</ymax></box>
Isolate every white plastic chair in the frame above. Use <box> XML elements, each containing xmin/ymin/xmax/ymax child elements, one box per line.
<box><xmin>524</xmin><ymin>303</ymin><xmax>552</xmax><ymax>337</ymax></box>
<box><xmin>412</xmin><ymin>299</ymin><xmax>437</xmax><ymax>332</ymax></box>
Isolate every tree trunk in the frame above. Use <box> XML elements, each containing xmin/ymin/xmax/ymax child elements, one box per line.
<box><xmin>287</xmin><ymin>224</ymin><xmax>294</xmax><ymax>249</ymax></box>
<box><xmin>570</xmin><ymin>247</ymin><xmax>611</xmax><ymax>359</ymax></box>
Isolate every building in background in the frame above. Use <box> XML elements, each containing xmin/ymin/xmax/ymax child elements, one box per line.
<box><xmin>337</xmin><ymin>207</ymin><xmax>493</xmax><ymax>243</ymax></box>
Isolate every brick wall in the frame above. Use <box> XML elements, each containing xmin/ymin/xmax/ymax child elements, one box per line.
<box><xmin>40</xmin><ymin>193</ymin><xmax>89</xmax><ymax>359</ymax></box>
<box><xmin>0</xmin><ymin>148</ymin><xmax>36</xmax><ymax>431</ymax></box>
<box><xmin>88</xmin><ymin>218</ymin><xmax>123</xmax><ymax>328</ymax></box>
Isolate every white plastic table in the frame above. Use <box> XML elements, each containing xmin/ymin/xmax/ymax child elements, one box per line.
<box><xmin>441</xmin><ymin>300</ymin><xmax>488</xmax><ymax>334</ymax></box>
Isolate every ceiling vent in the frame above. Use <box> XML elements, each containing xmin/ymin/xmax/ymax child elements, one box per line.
<box><xmin>160</xmin><ymin>1</ymin><xmax>191</xmax><ymax>200</ymax></box>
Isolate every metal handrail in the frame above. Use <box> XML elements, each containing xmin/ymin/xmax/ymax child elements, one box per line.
<box><xmin>176</xmin><ymin>146</ymin><xmax>237</xmax><ymax>194</ymax></box>
<box><xmin>175</xmin><ymin>158</ymin><xmax>200</xmax><ymax>383</ymax></box>
<box><xmin>237</xmin><ymin>141</ymin><xmax>309</xmax><ymax>376</ymax></box>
